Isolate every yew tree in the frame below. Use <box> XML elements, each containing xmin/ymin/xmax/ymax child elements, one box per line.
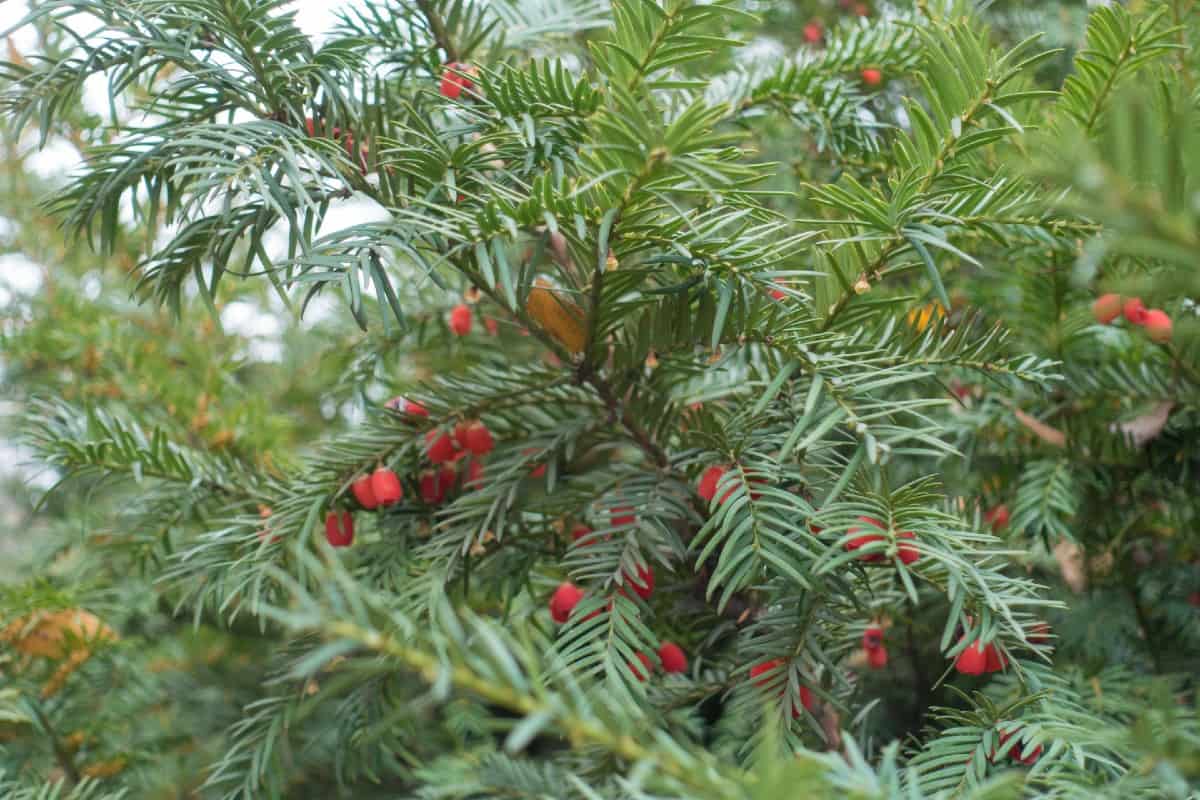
<box><xmin>1</xmin><ymin>0</ymin><xmax>1198</xmax><ymax>797</ymax></box>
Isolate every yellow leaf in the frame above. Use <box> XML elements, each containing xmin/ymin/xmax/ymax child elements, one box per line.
<box><xmin>906</xmin><ymin>301</ymin><xmax>945</xmax><ymax>332</ymax></box>
<box><xmin>526</xmin><ymin>279</ymin><xmax>586</xmax><ymax>354</ymax></box>
<box><xmin>2</xmin><ymin>609</ymin><xmax>117</xmax><ymax>660</ymax></box>
<box><xmin>82</xmin><ymin>756</ymin><xmax>128</xmax><ymax>779</ymax></box>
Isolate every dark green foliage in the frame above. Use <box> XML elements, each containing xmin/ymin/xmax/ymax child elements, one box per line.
<box><xmin>1</xmin><ymin>0</ymin><xmax>1198</xmax><ymax>798</ymax></box>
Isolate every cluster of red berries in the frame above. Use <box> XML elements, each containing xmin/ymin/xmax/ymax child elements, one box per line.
<box><xmin>862</xmin><ymin>625</ymin><xmax>887</xmax><ymax>669</ymax></box>
<box><xmin>698</xmin><ymin>467</ymin><xmax>921</xmax><ymax>566</ymax></box>
<box><xmin>1092</xmin><ymin>293</ymin><xmax>1172</xmax><ymax>343</ymax></box>
<box><xmin>549</xmin><ymin>582</ymin><xmax>687</xmax><ymax>681</ymax></box>
<box><xmin>422</xmin><ymin>417</ymin><xmax>494</xmax><ymax>503</ymax></box>
<box><xmin>322</xmin><ymin>399</ymin><xmax>498</xmax><ymax>547</ymax></box>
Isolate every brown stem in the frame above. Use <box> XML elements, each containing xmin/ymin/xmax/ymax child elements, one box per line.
<box><xmin>31</xmin><ymin>703</ymin><xmax>80</xmax><ymax>787</ymax></box>
<box><xmin>578</xmin><ymin>362</ymin><xmax>669</xmax><ymax>468</ymax></box>
<box><xmin>415</xmin><ymin>0</ymin><xmax>460</xmax><ymax>63</ymax></box>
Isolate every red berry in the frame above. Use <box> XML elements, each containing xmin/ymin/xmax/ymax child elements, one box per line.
<box><xmin>419</xmin><ymin>467</ymin><xmax>457</xmax><ymax>505</ymax></box>
<box><xmin>954</xmin><ymin>639</ymin><xmax>989</xmax><ymax>675</ymax></box>
<box><xmin>425</xmin><ymin>430</ymin><xmax>460</xmax><ymax>464</ymax></box>
<box><xmin>1123</xmin><ymin>297</ymin><xmax>1148</xmax><ymax>325</ymax></box>
<box><xmin>1029</xmin><ymin>621</ymin><xmax>1052</xmax><ymax>645</ymax></box>
<box><xmin>351</xmin><ymin>475</ymin><xmax>379</xmax><ymax>509</ymax></box>
<box><xmin>549</xmin><ymin>582</ymin><xmax>584</xmax><ymax>624</ymax></box>
<box><xmin>797</xmin><ymin>685</ymin><xmax>814</xmax><ymax>714</ymax></box>
<box><xmin>439</xmin><ymin>63</ymin><xmax>476</xmax><ymax>100</ymax></box>
<box><xmin>304</xmin><ymin>117</ymin><xmax>317</xmax><ymax>136</ymax></box>
<box><xmin>770</xmin><ymin>280</ymin><xmax>787</xmax><ymax>301</ymax></box>
<box><xmin>1015</xmin><ymin>742</ymin><xmax>1043</xmax><ymax>765</ymax></box>
<box><xmin>867</xmin><ymin>645</ymin><xmax>888</xmax><ymax>669</ymax></box>
<box><xmin>897</xmin><ymin>531</ymin><xmax>919</xmax><ymax>564</ymax></box>
<box><xmin>989</xmin><ymin>728</ymin><xmax>1014</xmax><ymax>763</ymax></box>
<box><xmin>658</xmin><ymin>642</ymin><xmax>688</xmax><ymax>674</ymax></box>
<box><xmin>370</xmin><ymin>468</ymin><xmax>403</xmax><ymax>506</ymax></box>
<box><xmin>750</xmin><ymin>658</ymin><xmax>784</xmax><ymax>689</ymax></box>
<box><xmin>803</xmin><ymin>22</ymin><xmax>822</xmax><ymax>44</ymax></box>
<box><xmin>861</xmin><ymin>68</ymin><xmax>883</xmax><ymax>86</ymax></box>
<box><xmin>984</xmin><ymin>642</ymin><xmax>1008</xmax><ymax>673</ymax></box>
<box><xmin>845</xmin><ymin>516</ymin><xmax>886</xmax><ymax>562</ymax></box>
<box><xmin>522</xmin><ymin>448</ymin><xmax>547</xmax><ymax>477</ymax></box>
<box><xmin>1143</xmin><ymin>309</ymin><xmax>1172</xmax><ymax>342</ymax></box>
<box><xmin>484</xmin><ymin>317</ymin><xmax>499</xmax><ymax>335</ymax></box>
<box><xmin>984</xmin><ymin>504</ymin><xmax>1010</xmax><ymax>531</ymax></box>
<box><xmin>461</xmin><ymin>421</ymin><xmax>494</xmax><ymax>456</ymax></box>
<box><xmin>324</xmin><ymin>511</ymin><xmax>354</xmax><ymax>548</ymax></box>
<box><xmin>627</xmin><ymin>564</ymin><xmax>654</xmax><ymax>600</ymax></box>
<box><xmin>629</xmin><ymin>651</ymin><xmax>653</xmax><ymax>682</ymax></box>
<box><xmin>453</xmin><ymin>421</ymin><xmax>470</xmax><ymax>449</ymax></box>
<box><xmin>1092</xmin><ymin>293</ymin><xmax>1123</xmax><ymax>324</ymax></box>
<box><xmin>697</xmin><ymin>465</ymin><xmax>728</xmax><ymax>503</ymax></box>
<box><xmin>449</xmin><ymin>303</ymin><xmax>473</xmax><ymax>336</ymax></box>
<box><xmin>419</xmin><ymin>470</ymin><xmax>440</xmax><ymax>504</ymax></box>
<box><xmin>465</xmin><ymin>457</ymin><xmax>484</xmax><ymax>488</ymax></box>
<box><xmin>612</xmin><ymin>507</ymin><xmax>636</xmax><ymax>527</ymax></box>
<box><xmin>386</xmin><ymin>397</ymin><xmax>428</xmax><ymax>417</ymax></box>
<box><xmin>1188</xmin><ymin>592</ymin><xmax>1200</xmax><ymax>608</ymax></box>
<box><xmin>439</xmin><ymin>465</ymin><xmax>457</xmax><ymax>493</ymax></box>
<box><xmin>571</xmin><ymin>524</ymin><xmax>596</xmax><ymax>546</ymax></box>
<box><xmin>862</xmin><ymin>625</ymin><xmax>884</xmax><ymax>651</ymax></box>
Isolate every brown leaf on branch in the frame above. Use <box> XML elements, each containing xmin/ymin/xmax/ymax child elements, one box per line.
<box><xmin>1054</xmin><ymin>540</ymin><xmax>1087</xmax><ymax>593</ymax></box>
<box><xmin>2</xmin><ymin>609</ymin><xmax>118</xmax><ymax>697</ymax></box>
<box><xmin>2</xmin><ymin>609</ymin><xmax>117</xmax><ymax>660</ymax></box>
<box><xmin>526</xmin><ymin>278</ymin><xmax>586</xmax><ymax>354</ymax></box>
<box><xmin>820</xmin><ymin>701</ymin><xmax>843</xmax><ymax>753</ymax></box>
<box><xmin>1112</xmin><ymin>401</ymin><xmax>1174</xmax><ymax>448</ymax></box>
<box><xmin>1012</xmin><ymin>407</ymin><xmax>1066</xmax><ymax>448</ymax></box>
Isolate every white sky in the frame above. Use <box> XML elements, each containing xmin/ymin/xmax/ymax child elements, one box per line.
<box><xmin>0</xmin><ymin>2</ymin><xmax>370</xmax><ymax>490</ymax></box>
<box><xmin>0</xmin><ymin>1</ymin><xmax>374</xmax><ymax>346</ymax></box>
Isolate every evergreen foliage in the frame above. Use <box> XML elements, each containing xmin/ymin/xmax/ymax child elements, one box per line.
<box><xmin>1</xmin><ymin>0</ymin><xmax>1197</xmax><ymax>797</ymax></box>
